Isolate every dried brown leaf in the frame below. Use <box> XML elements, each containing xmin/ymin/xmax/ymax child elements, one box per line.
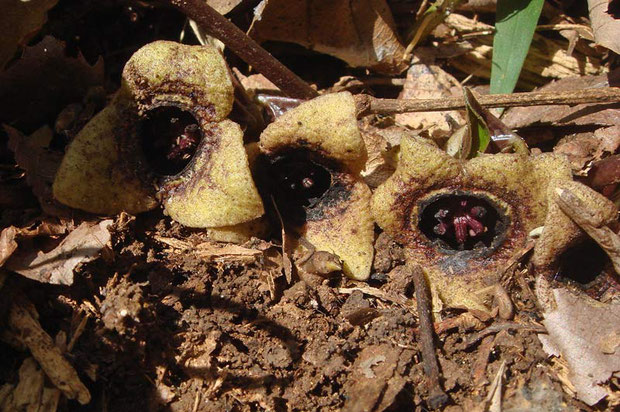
<box><xmin>439</xmin><ymin>13</ymin><xmax>605</xmax><ymax>89</ymax></box>
<box><xmin>206</xmin><ymin>0</ymin><xmax>243</xmax><ymax>15</ymax></box>
<box><xmin>6</xmin><ymin>220</ymin><xmax>113</xmax><ymax>285</ymax></box>
<box><xmin>395</xmin><ymin>57</ymin><xmax>464</xmax><ymax>140</ymax></box>
<box><xmin>0</xmin><ymin>0</ymin><xmax>58</xmax><ymax>70</ymax></box>
<box><xmin>0</xmin><ymin>36</ymin><xmax>103</xmax><ymax>130</ymax></box>
<box><xmin>0</xmin><ymin>226</ymin><xmax>18</xmax><ymax>267</ymax></box>
<box><xmin>5</xmin><ymin>124</ymin><xmax>73</xmax><ymax>217</ymax></box>
<box><xmin>554</xmin><ymin>126</ymin><xmax>620</xmax><ymax>173</ymax></box>
<box><xmin>502</xmin><ymin>70</ymin><xmax>620</xmax><ymax>129</ymax></box>
<box><xmin>8</xmin><ymin>295</ymin><xmax>91</xmax><ymax>404</ymax></box>
<box><xmin>586</xmin><ymin>154</ymin><xmax>620</xmax><ymax>190</ymax></box>
<box><xmin>250</xmin><ymin>0</ymin><xmax>407</xmax><ymax>75</ymax></box>
<box><xmin>538</xmin><ymin>288</ymin><xmax>620</xmax><ymax>405</ymax></box>
<box><xmin>588</xmin><ymin>0</ymin><xmax>620</xmax><ymax>54</ymax></box>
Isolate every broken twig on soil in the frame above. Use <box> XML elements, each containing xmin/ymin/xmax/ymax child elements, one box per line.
<box><xmin>410</xmin><ymin>263</ymin><xmax>449</xmax><ymax>409</ymax></box>
<box><xmin>354</xmin><ymin>87</ymin><xmax>620</xmax><ymax>116</ymax></box>
<box><xmin>167</xmin><ymin>0</ymin><xmax>318</xmax><ymax>99</ymax></box>
<box><xmin>462</xmin><ymin>320</ymin><xmax>547</xmax><ymax>349</ymax></box>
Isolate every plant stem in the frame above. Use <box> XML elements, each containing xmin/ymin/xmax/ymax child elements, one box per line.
<box><xmin>168</xmin><ymin>0</ymin><xmax>318</xmax><ymax>100</ymax></box>
<box><xmin>355</xmin><ymin>87</ymin><xmax>620</xmax><ymax>116</ymax></box>
<box><xmin>410</xmin><ymin>263</ymin><xmax>449</xmax><ymax>410</ymax></box>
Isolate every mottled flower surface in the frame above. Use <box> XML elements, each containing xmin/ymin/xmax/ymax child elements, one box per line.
<box><xmin>372</xmin><ymin>136</ymin><xmax>616</xmax><ymax>310</ymax></box>
<box><xmin>260</xmin><ymin>92</ymin><xmax>374</xmax><ymax>280</ymax></box>
<box><xmin>53</xmin><ymin>41</ymin><xmax>264</xmax><ymax>229</ymax></box>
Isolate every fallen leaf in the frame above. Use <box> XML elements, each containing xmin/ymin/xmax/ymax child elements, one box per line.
<box><xmin>554</xmin><ymin>126</ymin><xmax>620</xmax><ymax>173</ymax></box>
<box><xmin>5</xmin><ymin>124</ymin><xmax>72</xmax><ymax>217</ymax></box>
<box><xmin>0</xmin><ymin>36</ymin><xmax>103</xmax><ymax>131</ymax></box>
<box><xmin>502</xmin><ymin>69</ymin><xmax>620</xmax><ymax>129</ymax></box>
<box><xmin>206</xmin><ymin>0</ymin><xmax>243</xmax><ymax>15</ymax></box>
<box><xmin>585</xmin><ymin>153</ymin><xmax>620</xmax><ymax>190</ymax></box>
<box><xmin>438</xmin><ymin>13</ymin><xmax>605</xmax><ymax>89</ymax></box>
<box><xmin>0</xmin><ymin>220</ymin><xmax>71</xmax><ymax>267</ymax></box>
<box><xmin>538</xmin><ymin>288</ymin><xmax>620</xmax><ymax>405</ymax></box>
<box><xmin>0</xmin><ymin>0</ymin><xmax>59</xmax><ymax>69</ymax></box>
<box><xmin>395</xmin><ymin>56</ymin><xmax>464</xmax><ymax>140</ymax></box>
<box><xmin>249</xmin><ymin>0</ymin><xmax>407</xmax><ymax>75</ymax></box>
<box><xmin>0</xmin><ymin>227</ymin><xmax>18</xmax><ymax>267</ymax></box>
<box><xmin>6</xmin><ymin>220</ymin><xmax>113</xmax><ymax>285</ymax></box>
<box><xmin>587</xmin><ymin>0</ymin><xmax>620</xmax><ymax>54</ymax></box>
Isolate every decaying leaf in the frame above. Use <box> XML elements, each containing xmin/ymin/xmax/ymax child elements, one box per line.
<box><xmin>0</xmin><ymin>226</ymin><xmax>18</xmax><ymax>267</ymax></box>
<box><xmin>206</xmin><ymin>0</ymin><xmax>243</xmax><ymax>15</ymax></box>
<box><xmin>7</xmin><ymin>295</ymin><xmax>91</xmax><ymax>404</ymax></box>
<box><xmin>53</xmin><ymin>41</ymin><xmax>264</xmax><ymax>233</ymax></box>
<box><xmin>554</xmin><ymin>127</ymin><xmax>620</xmax><ymax>174</ymax></box>
<box><xmin>259</xmin><ymin>92</ymin><xmax>375</xmax><ymax>280</ymax></box>
<box><xmin>587</xmin><ymin>0</ymin><xmax>620</xmax><ymax>54</ymax></box>
<box><xmin>395</xmin><ymin>56</ymin><xmax>464</xmax><ymax>141</ymax></box>
<box><xmin>5</xmin><ymin>220</ymin><xmax>113</xmax><ymax>285</ymax></box>
<box><xmin>0</xmin><ymin>0</ymin><xmax>59</xmax><ymax>70</ymax></box>
<box><xmin>249</xmin><ymin>0</ymin><xmax>408</xmax><ymax>75</ymax></box>
<box><xmin>438</xmin><ymin>13</ymin><xmax>606</xmax><ymax>89</ymax></box>
<box><xmin>371</xmin><ymin>135</ymin><xmax>613</xmax><ymax>311</ymax></box>
<box><xmin>0</xmin><ymin>36</ymin><xmax>103</xmax><ymax>131</ymax></box>
<box><xmin>538</xmin><ymin>288</ymin><xmax>620</xmax><ymax>405</ymax></box>
<box><xmin>5</xmin><ymin>125</ymin><xmax>72</xmax><ymax>216</ymax></box>
<box><xmin>502</xmin><ymin>70</ymin><xmax>620</xmax><ymax>129</ymax></box>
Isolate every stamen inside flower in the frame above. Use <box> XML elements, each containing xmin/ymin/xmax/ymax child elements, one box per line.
<box><xmin>140</xmin><ymin>107</ymin><xmax>201</xmax><ymax>175</ymax></box>
<box><xmin>270</xmin><ymin>154</ymin><xmax>332</xmax><ymax>207</ymax></box>
<box><xmin>265</xmin><ymin>151</ymin><xmax>333</xmax><ymax>225</ymax></box>
<box><xmin>418</xmin><ymin>193</ymin><xmax>504</xmax><ymax>251</ymax></box>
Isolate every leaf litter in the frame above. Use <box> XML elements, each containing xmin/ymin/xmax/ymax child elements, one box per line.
<box><xmin>0</xmin><ymin>1</ymin><xmax>619</xmax><ymax>411</ymax></box>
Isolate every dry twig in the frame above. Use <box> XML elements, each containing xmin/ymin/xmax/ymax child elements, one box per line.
<box><xmin>354</xmin><ymin>87</ymin><xmax>620</xmax><ymax>116</ymax></box>
<box><xmin>409</xmin><ymin>263</ymin><xmax>449</xmax><ymax>409</ymax></box>
<box><xmin>167</xmin><ymin>0</ymin><xmax>318</xmax><ymax>99</ymax></box>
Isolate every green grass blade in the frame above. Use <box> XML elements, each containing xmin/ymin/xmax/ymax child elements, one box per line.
<box><xmin>490</xmin><ymin>0</ymin><xmax>544</xmax><ymax>95</ymax></box>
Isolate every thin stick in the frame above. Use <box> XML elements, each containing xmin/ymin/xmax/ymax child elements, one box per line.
<box><xmin>410</xmin><ymin>263</ymin><xmax>449</xmax><ymax>410</ymax></box>
<box><xmin>168</xmin><ymin>0</ymin><xmax>318</xmax><ymax>100</ymax></box>
<box><xmin>355</xmin><ymin>87</ymin><xmax>620</xmax><ymax>116</ymax></box>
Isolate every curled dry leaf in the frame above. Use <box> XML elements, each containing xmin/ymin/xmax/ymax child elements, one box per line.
<box><xmin>538</xmin><ymin>288</ymin><xmax>620</xmax><ymax>405</ymax></box>
<box><xmin>5</xmin><ymin>220</ymin><xmax>113</xmax><ymax>285</ymax></box>
<box><xmin>5</xmin><ymin>125</ymin><xmax>72</xmax><ymax>217</ymax></box>
<box><xmin>249</xmin><ymin>0</ymin><xmax>408</xmax><ymax>75</ymax></box>
<box><xmin>371</xmin><ymin>135</ymin><xmax>612</xmax><ymax>311</ymax></box>
<box><xmin>259</xmin><ymin>92</ymin><xmax>375</xmax><ymax>280</ymax></box>
<box><xmin>395</xmin><ymin>57</ymin><xmax>465</xmax><ymax>141</ymax></box>
<box><xmin>53</xmin><ymin>41</ymin><xmax>264</xmax><ymax>236</ymax></box>
<box><xmin>206</xmin><ymin>0</ymin><xmax>243</xmax><ymax>15</ymax></box>
<box><xmin>0</xmin><ymin>36</ymin><xmax>103</xmax><ymax>131</ymax></box>
<box><xmin>502</xmin><ymin>69</ymin><xmax>620</xmax><ymax>129</ymax></box>
<box><xmin>0</xmin><ymin>0</ymin><xmax>59</xmax><ymax>69</ymax></box>
<box><xmin>438</xmin><ymin>13</ymin><xmax>605</xmax><ymax>89</ymax></box>
<box><xmin>587</xmin><ymin>0</ymin><xmax>620</xmax><ymax>54</ymax></box>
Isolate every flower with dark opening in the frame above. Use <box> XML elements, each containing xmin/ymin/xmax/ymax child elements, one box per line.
<box><xmin>259</xmin><ymin>92</ymin><xmax>374</xmax><ymax>280</ymax></box>
<box><xmin>53</xmin><ymin>41</ymin><xmax>264</xmax><ymax>235</ymax></box>
<box><xmin>371</xmin><ymin>136</ymin><xmax>616</xmax><ymax>310</ymax></box>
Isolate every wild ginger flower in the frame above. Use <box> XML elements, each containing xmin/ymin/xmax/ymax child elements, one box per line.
<box><xmin>371</xmin><ymin>136</ymin><xmax>616</xmax><ymax>310</ymax></box>
<box><xmin>53</xmin><ymin>41</ymin><xmax>264</xmax><ymax>232</ymax></box>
